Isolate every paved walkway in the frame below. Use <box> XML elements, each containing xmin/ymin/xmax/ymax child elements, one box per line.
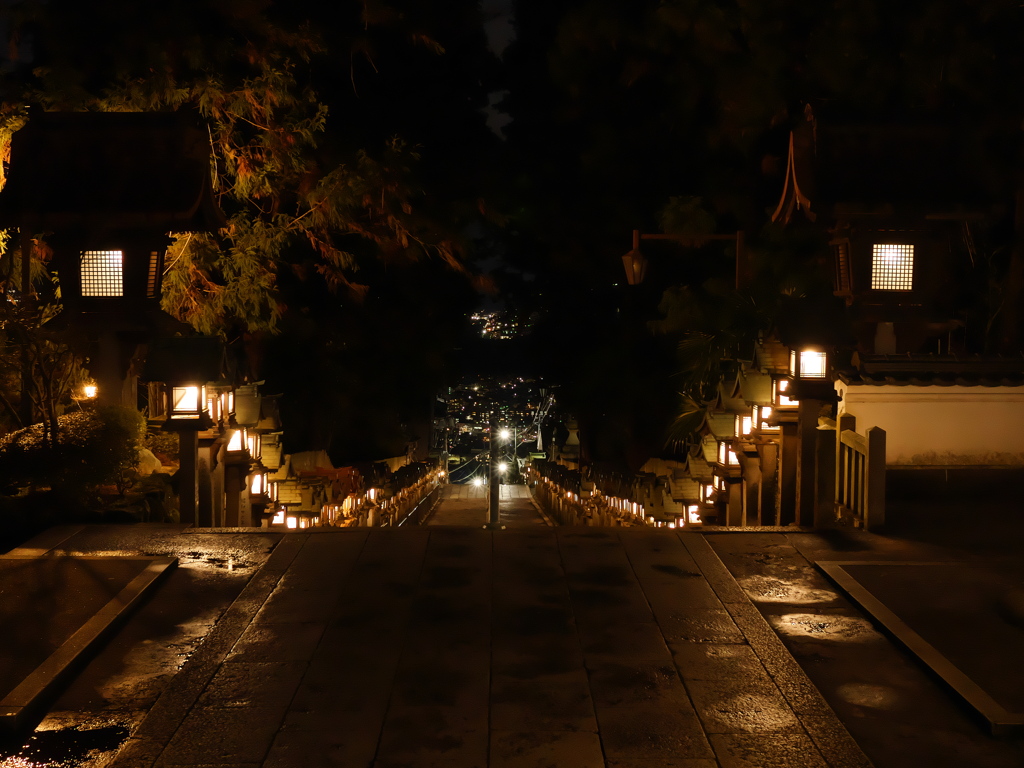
<box><xmin>427</xmin><ymin>483</ymin><xmax>550</xmax><ymax>527</ymax></box>
<box><xmin>103</xmin><ymin>527</ymin><xmax>867</xmax><ymax>768</ymax></box>
<box><xmin>708</xmin><ymin>530</ymin><xmax>1024</xmax><ymax>767</ymax></box>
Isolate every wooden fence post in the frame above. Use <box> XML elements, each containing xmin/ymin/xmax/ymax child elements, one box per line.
<box><xmin>866</xmin><ymin>426</ymin><xmax>886</xmax><ymax>531</ymax></box>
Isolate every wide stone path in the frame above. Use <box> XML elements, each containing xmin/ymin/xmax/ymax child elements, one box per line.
<box><xmin>428</xmin><ymin>483</ymin><xmax>550</xmax><ymax>527</ymax></box>
<box><xmin>111</xmin><ymin>528</ymin><xmax>871</xmax><ymax>768</ymax></box>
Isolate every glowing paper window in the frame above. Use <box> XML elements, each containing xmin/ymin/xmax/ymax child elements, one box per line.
<box><xmin>871</xmin><ymin>244</ymin><xmax>914</xmax><ymax>291</ymax></box>
<box><xmin>790</xmin><ymin>349</ymin><xmax>827</xmax><ymax>379</ymax></box>
<box><xmin>170</xmin><ymin>385</ymin><xmax>205</xmax><ymax>419</ymax></box>
<box><xmin>754</xmin><ymin>405</ymin><xmax>780</xmax><ymax>432</ymax></box>
<box><xmin>735</xmin><ymin>415</ymin><xmax>752</xmax><ymax>437</ymax></box>
<box><xmin>227</xmin><ymin>428</ymin><xmax>245</xmax><ymax>452</ymax></box>
<box><xmin>701</xmin><ymin>484</ymin><xmax>714</xmax><ymax>503</ymax></box>
<box><xmin>717</xmin><ymin>442</ymin><xmax>739</xmax><ymax>466</ymax></box>
<box><xmin>687</xmin><ymin>504</ymin><xmax>701</xmax><ymax>525</ymax></box>
<box><xmin>774</xmin><ymin>378</ymin><xmax>798</xmax><ymax>407</ymax></box>
<box><xmin>80</xmin><ymin>250</ymin><xmax>124</xmax><ymax>297</ymax></box>
<box><xmin>246</xmin><ymin>433</ymin><xmax>261</xmax><ymax>459</ymax></box>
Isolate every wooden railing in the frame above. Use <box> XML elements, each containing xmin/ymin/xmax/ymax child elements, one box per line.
<box><xmin>820</xmin><ymin>415</ymin><xmax>885</xmax><ymax>530</ymax></box>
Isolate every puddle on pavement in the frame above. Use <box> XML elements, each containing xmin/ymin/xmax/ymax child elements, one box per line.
<box><xmin>836</xmin><ymin>682</ymin><xmax>902</xmax><ymax>709</ymax></box>
<box><xmin>772</xmin><ymin>612</ymin><xmax>877</xmax><ymax>641</ymax></box>
<box><xmin>0</xmin><ymin>723</ymin><xmax>129</xmax><ymax>768</ymax></box>
<box><xmin>737</xmin><ymin>575</ymin><xmax>839</xmax><ymax>605</ymax></box>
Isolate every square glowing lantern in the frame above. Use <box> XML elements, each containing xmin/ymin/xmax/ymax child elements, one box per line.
<box><xmin>871</xmin><ymin>244</ymin><xmax>914</xmax><ymax>291</ymax></box>
<box><xmin>753</xmin><ymin>404</ymin><xmax>780</xmax><ymax>432</ymax></box>
<box><xmin>226</xmin><ymin>427</ymin><xmax>247</xmax><ymax>453</ymax></box>
<box><xmin>700</xmin><ymin>483</ymin><xmax>715</xmax><ymax>503</ymax></box>
<box><xmin>170</xmin><ymin>384</ymin><xmax>206</xmax><ymax>420</ymax></box>
<box><xmin>735</xmin><ymin>414</ymin><xmax>753</xmax><ymax>437</ymax></box>
<box><xmin>773</xmin><ymin>377</ymin><xmax>798</xmax><ymax>408</ymax></box>
<box><xmin>717</xmin><ymin>441</ymin><xmax>739</xmax><ymax>466</ymax></box>
<box><xmin>789</xmin><ymin>347</ymin><xmax>828</xmax><ymax>379</ymax></box>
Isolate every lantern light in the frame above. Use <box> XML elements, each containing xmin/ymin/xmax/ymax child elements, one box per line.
<box><xmin>773</xmin><ymin>378</ymin><xmax>798</xmax><ymax>408</ymax></box>
<box><xmin>735</xmin><ymin>414</ymin><xmax>752</xmax><ymax>437</ymax></box>
<box><xmin>754</xmin><ymin>404</ymin><xmax>780</xmax><ymax>431</ymax></box>
<box><xmin>170</xmin><ymin>384</ymin><xmax>206</xmax><ymax>419</ymax></box>
<box><xmin>82</xmin><ymin>383</ymin><xmax>98</xmax><ymax>399</ymax></box>
<box><xmin>472</xmin><ymin>477</ymin><xmax>484</xmax><ymax>487</ymax></box>
<box><xmin>80</xmin><ymin>249</ymin><xmax>124</xmax><ymax>297</ymax></box>
<box><xmin>790</xmin><ymin>347</ymin><xmax>828</xmax><ymax>379</ymax></box>
<box><xmin>622</xmin><ymin>248</ymin><xmax>648</xmax><ymax>286</ymax></box>
<box><xmin>226</xmin><ymin>428</ymin><xmax>245</xmax><ymax>452</ymax></box>
<box><xmin>246</xmin><ymin>432</ymin><xmax>261</xmax><ymax>459</ymax></box>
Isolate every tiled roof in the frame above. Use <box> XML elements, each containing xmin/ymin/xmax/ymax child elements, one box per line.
<box><xmin>840</xmin><ymin>354</ymin><xmax>1024</xmax><ymax>386</ymax></box>
<box><xmin>738</xmin><ymin>369</ymin><xmax>772</xmax><ymax>404</ymax></box>
<box><xmin>0</xmin><ymin>110</ymin><xmax>226</xmax><ymax>232</ymax></box>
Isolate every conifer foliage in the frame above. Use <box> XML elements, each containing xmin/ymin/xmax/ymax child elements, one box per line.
<box><xmin>0</xmin><ymin>0</ymin><xmax>463</xmax><ymax>335</ymax></box>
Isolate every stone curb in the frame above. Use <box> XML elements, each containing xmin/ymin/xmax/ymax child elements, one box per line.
<box><xmin>0</xmin><ymin>525</ymin><xmax>86</xmax><ymax>558</ymax></box>
<box><xmin>0</xmin><ymin>555</ymin><xmax>176</xmax><ymax>733</ymax></box>
<box><xmin>682</xmin><ymin>534</ymin><xmax>875</xmax><ymax>768</ymax></box>
<box><xmin>818</xmin><ymin>560</ymin><xmax>1024</xmax><ymax>736</ymax></box>
<box><xmin>109</xmin><ymin>534</ymin><xmax>308</xmax><ymax>768</ymax></box>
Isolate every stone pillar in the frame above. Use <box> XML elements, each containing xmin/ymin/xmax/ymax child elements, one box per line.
<box><xmin>795</xmin><ymin>399</ymin><xmax>823</xmax><ymax>527</ymax></box>
<box><xmin>178</xmin><ymin>430</ymin><xmax>198</xmax><ymax>525</ymax></box>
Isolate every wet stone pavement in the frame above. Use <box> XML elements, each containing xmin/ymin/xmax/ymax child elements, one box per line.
<box><xmin>0</xmin><ymin>525</ymin><xmax>278</xmax><ymax>768</ymax></box>
<box><xmin>707</xmin><ymin>532</ymin><xmax>1024</xmax><ymax>768</ymax></box>
<box><xmin>91</xmin><ymin>527</ymin><xmax>868</xmax><ymax>768</ymax></box>
<box><xmin>427</xmin><ymin>483</ymin><xmax>551</xmax><ymax>527</ymax></box>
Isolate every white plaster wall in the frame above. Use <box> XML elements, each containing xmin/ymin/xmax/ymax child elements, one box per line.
<box><xmin>835</xmin><ymin>382</ymin><xmax>1024</xmax><ymax>466</ymax></box>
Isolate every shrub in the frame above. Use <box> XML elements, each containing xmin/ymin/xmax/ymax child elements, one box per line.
<box><xmin>0</xmin><ymin>404</ymin><xmax>146</xmax><ymax>497</ymax></box>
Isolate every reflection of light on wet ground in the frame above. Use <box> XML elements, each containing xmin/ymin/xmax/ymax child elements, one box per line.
<box><xmin>0</xmin><ymin>722</ymin><xmax>130</xmax><ymax>768</ymax></box>
<box><xmin>772</xmin><ymin>613</ymin><xmax>876</xmax><ymax>641</ymax></box>
<box><xmin>738</xmin><ymin>576</ymin><xmax>838</xmax><ymax>604</ymax></box>
<box><xmin>64</xmin><ymin>550</ymin><xmax>255</xmax><ymax>571</ymax></box>
<box><xmin>836</xmin><ymin>682</ymin><xmax>902</xmax><ymax>709</ymax></box>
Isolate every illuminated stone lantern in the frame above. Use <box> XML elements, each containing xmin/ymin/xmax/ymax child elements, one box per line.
<box><xmin>0</xmin><ymin>110</ymin><xmax>225</xmax><ymax>407</ymax></box>
<box><xmin>143</xmin><ymin>336</ymin><xmax>222</xmax><ymax>525</ymax></box>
